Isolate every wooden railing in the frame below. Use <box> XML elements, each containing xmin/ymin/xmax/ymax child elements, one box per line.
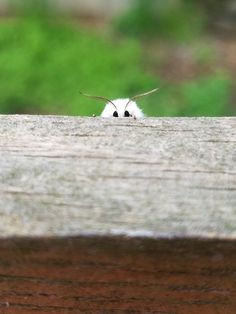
<box><xmin>0</xmin><ymin>115</ymin><xmax>235</xmax><ymax>313</ymax></box>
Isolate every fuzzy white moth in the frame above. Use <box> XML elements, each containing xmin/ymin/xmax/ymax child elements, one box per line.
<box><xmin>80</xmin><ymin>88</ymin><xmax>158</xmax><ymax>118</ymax></box>
<box><xmin>101</xmin><ymin>98</ymin><xmax>144</xmax><ymax>118</ymax></box>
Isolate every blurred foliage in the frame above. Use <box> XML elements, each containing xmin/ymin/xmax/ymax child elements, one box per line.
<box><xmin>0</xmin><ymin>16</ymin><xmax>156</xmax><ymax>115</ymax></box>
<box><xmin>138</xmin><ymin>73</ymin><xmax>232</xmax><ymax>117</ymax></box>
<box><xmin>179</xmin><ymin>74</ymin><xmax>232</xmax><ymax>116</ymax></box>
<box><xmin>114</xmin><ymin>0</ymin><xmax>206</xmax><ymax>42</ymax></box>
<box><xmin>10</xmin><ymin>0</ymin><xmax>53</xmax><ymax>16</ymax></box>
<box><xmin>0</xmin><ymin>0</ymin><xmax>233</xmax><ymax>117</ymax></box>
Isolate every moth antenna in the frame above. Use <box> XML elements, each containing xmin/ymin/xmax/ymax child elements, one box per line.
<box><xmin>125</xmin><ymin>87</ymin><xmax>159</xmax><ymax>109</ymax></box>
<box><xmin>80</xmin><ymin>92</ymin><xmax>118</xmax><ymax>110</ymax></box>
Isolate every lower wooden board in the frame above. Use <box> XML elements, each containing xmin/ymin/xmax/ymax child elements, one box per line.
<box><xmin>0</xmin><ymin>236</ymin><xmax>235</xmax><ymax>313</ymax></box>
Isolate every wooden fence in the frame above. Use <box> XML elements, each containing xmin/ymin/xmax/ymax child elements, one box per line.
<box><xmin>0</xmin><ymin>115</ymin><xmax>236</xmax><ymax>313</ymax></box>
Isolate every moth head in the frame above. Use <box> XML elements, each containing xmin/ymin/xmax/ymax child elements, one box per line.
<box><xmin>80</xmin><ymin>88</ymin><xmax>158</xmax><ymax>118</ymax></box>
<box><xmin>99</xmin><ymin>98</ymin><xmax>143</xmax><ymax>118</ymax></box>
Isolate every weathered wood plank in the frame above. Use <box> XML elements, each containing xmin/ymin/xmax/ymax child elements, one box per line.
<box><xmin>0</xmin><ymin>115</ymin><xmax>236</xmax><ymax>239</ymax></box>
<box><xmin>0</xmin><ymin>115</ymin><xmax>236</xmax><ymax>313</ymax></box>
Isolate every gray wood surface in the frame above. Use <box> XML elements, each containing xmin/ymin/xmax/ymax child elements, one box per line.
<box><xmin>0</xmin><ymin>115</ymin><xmax>236</xmax><ymax>239</ymax></box>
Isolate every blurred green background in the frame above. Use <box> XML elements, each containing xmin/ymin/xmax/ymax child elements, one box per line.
<box><xmin>0</xmin><ymin>0</ymin><xmax>235</xmax><ymax>116</ymax></box>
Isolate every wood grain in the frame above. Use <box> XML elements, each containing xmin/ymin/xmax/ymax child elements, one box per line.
<box><xmin>0</xmin><ymin>236</ymin><xmax>235</xmax><ymax>314</ymax></box>
<box><xmin>0</xmin><ymin>115</ymin><xmax>236</xmax><ymax>313</ymax></box>
<box><xmin>0</xmin><ymin>115</ymin><xmax>236</xmax><ymax>238</ymax></box>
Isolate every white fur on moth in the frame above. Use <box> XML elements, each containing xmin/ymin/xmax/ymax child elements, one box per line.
<box><xmin>80</xmin><ymin>88</ymin><xmax>158</xmax><ymax>118</ymax></box>
<box><xmin>101</xmin><ymin>98</ymin><xmax>144</xmax><ymax>118</ymax></box>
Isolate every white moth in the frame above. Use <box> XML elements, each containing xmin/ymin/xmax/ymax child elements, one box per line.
<box><xmin>80</xmin><ymin>88</ymin><xmax>158</xmax><ymax>118</ymax></box>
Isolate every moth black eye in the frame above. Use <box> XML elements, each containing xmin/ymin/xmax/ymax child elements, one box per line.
<box><xmin>113</xmin><ymin>111</ymin><xmax>118</xmax><ymax>117</ymax></box>
<box><xmin>124</xmin><ymin>111</ymin><xmax>130</xmax><ymax>117</ymax></box>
